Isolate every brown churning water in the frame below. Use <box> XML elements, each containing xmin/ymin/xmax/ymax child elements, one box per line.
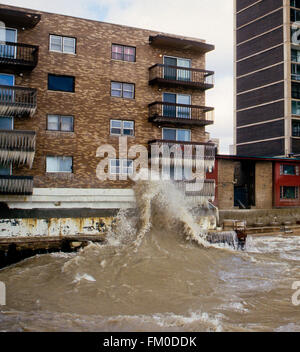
<box><xmin>0</xmin><ymin>179</ymin><xmax>300</xmax><ymax>332</ymax></box>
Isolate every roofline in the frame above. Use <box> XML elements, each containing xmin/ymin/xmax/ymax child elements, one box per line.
<box><xmin>216</xmin><ymin>154</ymin><xmax>300</xmax><ymax>163</ymax></box>
<box><xmin>0</xmin><ymin>3</ymin><xmax>211</xmax><ymax>46</ymax></box>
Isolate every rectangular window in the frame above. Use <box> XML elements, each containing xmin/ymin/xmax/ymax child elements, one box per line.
<box><xmin>46</xmin><ymin>156</ymin><xmax>73</xmax><ymax>173</ymax></box>
<box><xmin>48</xmin><ymin>74</ymin><xmax>75</xmax><ymax>92</ymax></box>
<box><xmin>0</xmin><ymin>163</ymin><xmax>11</xmax><ymax>176</ymax></box>
<box><xmin>292</xmin><ymin>49</ymin><xmax>300</xmax><ymax>63</ymax></box>
<box><xmin>291</xmin><ymin>8</ymin><xmax>300</xmax><ymax>22</ymax></box>
<box><xmin>50</xmin><ymin>35</ymin><xmax>76</xmax><ymax>54</ymax></box>
<box><xmin>291</xmin><ymin>0</ymin><xmax>300</xmax><ymax>8</ymax></box>
<box><xmin>164</xmin><ymin>56</ymin><xmax>191</xmax><ymax>81</ymax></box>
<box><xmin>47</xmin><ymin>115</ymin><xmax>74</xmax><ymax>132</ymax></box>
<box><xmin>292</xmin><ymin>101</ymin><xmax>300</xmax><ymax>115</ymax></box>
<box><xmin>163</xmin><ymin>93</ymin><xmax>191</xmax><ymax>118</ymax></box>
<box><xmin>112</xmin><ymin>44</ymin><xmax>136</xmax><ymax>62</ymax></box>
<box><xmin>111</xmin><ymin>82</ymin><xmax>134</xmax><ymax>99</ymax></box>
<box><xmin>292</xmin><ymin>82</ymin><xmax>300</xmax><ymax>99</ymax></box>
<box><xmin>292</xmin><ymin>63</ymin><xmax>300</xmax><ymax>81</ymax></box>
<box><xmin>0</xmin><ymin>116</ymin><xmax>13</xmax><ymax>130</ymax></box>
<box><xmin>280</xmin><ymin>186</ymin><xmax>299</xmax><ymax>200</ymax></box>
<box><xmin>110</xmin><ymin>120</ymin><xmax>134</xmax><ymax>136</ymax></box>
<box><xmin>162</xmin><ymin>128</ymin><xmax>191</xmax><ymax>142</ymax></box>
<box><xmin>109</xmin><ymin>159</ymin><xmax>133</xmax><ymax>175</ymax></box>
<box><xmin>293</xmin><ymin>120</ymin><xmax>300</xmax><ymax>136</ymax></box>
<box><xmin>280</xmin><ymin>164</ymin><xmax>299</xmax><ymax>176</ymax></box>
<box><xmin>0</xmin><ymin>28</ymin><xmax>17</xmax><ymax>59</ymax></box>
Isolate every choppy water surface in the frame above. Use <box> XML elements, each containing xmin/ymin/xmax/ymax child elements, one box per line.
<box><xmin>0</xmin><ymin>180</ymin><xmax>300</xmax><ymax>332</ymax></box>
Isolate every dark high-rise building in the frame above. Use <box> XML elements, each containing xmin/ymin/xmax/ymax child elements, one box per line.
<box><xmin>234</xmin><ymin>0</ymin><xmax>300</xmax><ymax>157</ymax></box>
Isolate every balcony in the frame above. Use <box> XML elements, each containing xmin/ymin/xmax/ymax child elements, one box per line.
<box><xmin>0</xmin><ymin>8</ymin><xmax>41</xmax><ymax>29</ymax></box>
<box><xmin>149</xmin><ymin>102</ymin><xmax>214</xmax><ymax>127</ymax></box>
<box><xmin>0</xmin><ymin>42</ymin><xmax>39</xmax><ymax>71</ymax></box>
<box><xmin>0</xmin><ymin>85</ymin><xmax>37</xmax><ymax>117</ymax></box>
<box><xmin>0</xmin><ymin>175</ymin><xmax>33</xmax><ymax>195</ymax></box>
<box><xmin>0</xmin><ymin>130</ymin><xmax>36</xmax><ymax>168</ymax></box>
<box><xmin>148</xmin><ymin>140</ymin><xmax>216</xmax><ymax>169</ymax></box>
<box><xmin>149</xmin><ymin>64</ymin><xmax>214</xmax><ymax>90</ymax></box>
<box><xmin>175</xmin><ymin>179</ymin><xmax>215</xmax><ymax>200</ymax></box>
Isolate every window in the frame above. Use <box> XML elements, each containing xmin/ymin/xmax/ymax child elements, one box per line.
<box><xmin>49</xmin><ymin>35</ymin><xmax>76</xmax><ymax>54</ymax></box>
<box><xmin>162</xmin><ymin>128</ymin><xmax>191</xmax><ymax>142</ymax></box>
<box><xmin>46</xmin><ymin>156</ymin><xmax>73</xmax><ymax>173</ymax></box>
<box><xmin>280</xmin><ymin>164</ymin><xmax>299</xmax><ymax>175</ymax></box>
<box><xmin>47</xmin><ymin>115</ymin><xmax>74</xmax><ymax>132</ymax></box>
<box><xmin>292</xmin><ymin>101</ymin><xmax>300</xmax><ymax>116</ymax></box>
<box><xmin>293</xmin><ymin>120</ymin><xmax>300</xmax><ymax>136</ymax></box>
<box><xmin>164</xmin><ymin>56</ymin><xmax>191</xmax><ymax>81</ymax></box>
<box><xmin>292</xmin><ymin>63</ymin><xmax>300</xmax><ymax>81</ymax></box>
<box><xmin>163</xmin><ymin>93</ymin><xmax>191</xmax><ymax>118</ymax></box>
<box><xmin>291</xmin><ymin>8</ymin><xmax>300</xmax><ymax>22</ymax></box>
<box><xmin>292</xmin><ymin>49</ymin><xmax>300</xmax><ymax>63</ymax></box>
<box><xmin>291</xmin><ymin>0</ymin><xmax>300</xmax><ymax>8</ymax></box>
<box><xmin>0</xmin><ymin>163</ymin><xmax>11</xmax><ymax>176</ymax></box>
<box><xmin>112</xmin><ymin>44</ymin><xmax>136</xmax><ymax>62</ymax></box>
<box><xmin>280</xmin><ymin>186</ymin><xmax>299</xmax><ymax>200</ymax></box>
<box><xmin>292</xmin><ymin>82</ymin><xmax>300</xmax><ymax>99</ymax></box>
<box><xmin>48</xmin><ymin>74</ymin><xmax>75</xmax><ymax>92</ymax></box>
<box><xmin>110</xmin><ymin>159</ymin><xmax>133</xmax><ymax>175</ymax></box>
<box><xmin>111</xmin><ymin>82</ymin><xmax>134</xmax><ymax>99</ymax></box>
<box><xmin>0</xmin><ymin>28</ymin><xmax>17</xmax><ymax>59</ymax></box>
<box><xmin>0</xmin><ymin>117</ymin><xmax>13</xmax><ymax>130</ymax></box>
<box><xmin>110</xmin><ymin>120</ymin><xmax>134</xmax><ymax>136</ymax></box>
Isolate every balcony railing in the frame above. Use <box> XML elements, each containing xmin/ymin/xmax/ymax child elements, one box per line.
<box><xmin>0</xmin><ymin>130</ymin><xmax>36</xmax><ymax>168</ymax></box>
<box><xmin>0</xmin><ymin>175</ymin><xmax>33</xmax><ymax>195</ymax></box>
<box><xmin>148</xmin><ymin>140</ymin><xmax>216</xmax><ymax>170</ymax></box>
<box><xmin>149</xmin><ymin>64</ymin><xmax>214</xmax><ymax>90</ymax></box>
<box><xmin>0</xmin><ymin>85</ymin><xmax>37</xmax><ymax>117</ymax></box>
<box><xmin>175</xmin><ymin>179</ymin><xmax>215</xmax><ymax>199</ymax></box>
<box><xmin>0</xmin><ymin>42</ymin><xmax>39</xmax><ymax>70</ymax></box>
<box><xmin>149</xmin><ymin>102</ymin><xmax>214</xmax><ymax>126</ymax></box>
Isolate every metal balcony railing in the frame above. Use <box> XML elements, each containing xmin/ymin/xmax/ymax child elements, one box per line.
<box><xmin>149</xmin><ymin>102</ymin><xmax>214</xmax><ymax>126</ymax></box>
<box><xmin>0</xmin><ymin>130</ymin><xmax>36</xmax><ymax>168</ymax></box>
<box><xmin>175</xmin><ymin>179</ymin><xmax>216</xmax><ymax>198</ymax></box>
<box><xmin>149</xmin><ymin>64</ymin><xmax>214</xmax><ymax>90</ymax></box>
<box><xmin>0</xmin><ymin>85</ymin><xmax>37</xmax><ymax>117</ymax></box>
<box><xmin>148</xmin><ymin>140</ymin><xmax>216</xmax><ymax>170</ymax></box>
<box><xmin>0</xmin><ymin>42</ymin><xmax>39</xmax><ymax>70</ymax></box>
<box><xmin>0</xmin><ymin>175</ymin><xmax>33</xmax><ymax>195</ymax></box>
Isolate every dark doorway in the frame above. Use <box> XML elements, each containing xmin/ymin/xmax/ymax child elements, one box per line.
<box><xmin>234</xmin><ymin>161</ymin><xmax>255</xmax><ymax>208</ymax></box>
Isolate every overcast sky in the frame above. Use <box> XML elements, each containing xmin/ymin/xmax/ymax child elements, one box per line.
<box><xmin>2</xmin><ymin>0</ymin><xmax>234</xmax><ymax>153</ymax></box>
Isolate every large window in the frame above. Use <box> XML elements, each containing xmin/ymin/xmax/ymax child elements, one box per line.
<box><xmin>292</xmin><ymin>63</ymin><xmax>300</xmax><ymax>81</ymax></box>
<box><xmin>112</xmin><ymin>44</ymin><xmax>136</xmax><ymax>62</ymax></box>
<box><xmin>0</xmin><ymin>163</ymin><xmax>11</xmax><ymax>176</ymax></box>
<box><xmin>48</xmin><ymin>74</ymin><xmax>75</xmax><ymax>92</ymax></box>
<box><xmin>163</xmin><ymin>56</ymin><xmax>191</xmax><ymax>81</ymax></box>
<box><xmin>280</xmin><ymin>164</ymin><xmax>299</xmax><ymax>175</ymax></box>
<box><xmin>291</xmin><ymin>0</ymin><xmax>300</xmax><ymax>8</ymax></box>
<box><xmin>163</xmin><ymin>93</ymin><xmax>191</xmax><ymax>118</ymax></box>
<box><xmin>110</xmin><ymin>120</ymin><xmax>134</xmax><ymax>136</ymax></box>
<box><xmin>110</xmin><ymin>159</ymin><xmax>133</xmax><ymax>175</ymax></box>
<box><xmin>111</xmin><ymin>82</ymin><xmax>134</xmax><ymax>99</ymax></box>
<box><xmin>49</xmin><ymin>35</ymin><xmax>76</xmax><ymax>54</ymax></box>
<box><xmin>292</xmin><ymin>82</ymin><xmax>300</xmax><ymax>99</ymax></box>
<box><xmin>47</xmin><ymin>115</ymin><xmax>74</xmax><ymax>132</ymax></box>
<box><xmin>292</xmin><ymin>101</ymin><xmax>300</xmax><ymax>115</ymax></box>
<box><xmin>0</xmin><ymin>116</ymin><xmax>13</xmax><ymax>130</ymax></box>
<box><xmin>292</xmin><ymin>120</ymin><xmax>300</xmax><ymax>136</ymax></box>
<box><xmin>291</xmin><ymin>8</ymin><xmax>300</xmax><ymax>22</ymax></box>
<box><xmin>292</xmin><ymin>49</ymin><xmax>300</xmax><ymax>63</ymax></box>
<box><xmin>0</xmin><ymin>28</ymin><xmax>17</xmax><ymax>59</ymax></box>
<box><xmin>280</xmin><ymin>186</ymin><xmax>299</xmax><ymax>200</ymax></box>
<box><xmin>162</xmin><ymin>128</ymin><xmax>191</xmax><ymax>142</ymax></box>
<box><xmin>46</xmin><ymin>156</ymin><xmax>73</xmax><ymax>173</ymax></box>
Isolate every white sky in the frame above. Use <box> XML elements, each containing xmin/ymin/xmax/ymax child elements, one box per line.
<box><xmin>2</xmin><ymin>0</ymin><xmax>234</xmax><ymax>153</ymax></box>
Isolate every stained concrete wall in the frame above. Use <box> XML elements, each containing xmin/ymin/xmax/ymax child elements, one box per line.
<box><xmin>0</xmin><ymin>217</ymin><xmax>114</xmax><ymax>238</ymax></box>
<box><xmin>255</xmin><ymin>162</ymin><xmax>273</xmax><ymax>209</ymax></box>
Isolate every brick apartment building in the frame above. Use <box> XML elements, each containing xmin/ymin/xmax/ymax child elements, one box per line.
<box><xmin>234</xmin><ymin>0</ymin><xmax>300</xmax><ymax>157</ymax></box>
<box><xmin>0</xmin><ymin>4</ymin><xmax>216</xmax><ymax>211</ymax></box>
